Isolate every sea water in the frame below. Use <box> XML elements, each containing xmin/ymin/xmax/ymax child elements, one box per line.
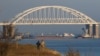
<box><xmin>18</xmin><ymin>39</ymin><xmax>100</xmax><ymax>56</ymax></box>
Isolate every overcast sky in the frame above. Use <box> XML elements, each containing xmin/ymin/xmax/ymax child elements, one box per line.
<box><xmin>0</xmin><ymin>0</ymin><xmax>100</xmax><ymax>34</ymax></box>
<box><xmin>0</xmin><ymin>0</ymin><xmax>100</xmax><ymax>22</ymax></box>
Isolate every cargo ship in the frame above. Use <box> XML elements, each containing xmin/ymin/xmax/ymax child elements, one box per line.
<box><xmin>35</xmin><ymin>33</ymin><xmax>75</xmax><ymax>40</ymax></box>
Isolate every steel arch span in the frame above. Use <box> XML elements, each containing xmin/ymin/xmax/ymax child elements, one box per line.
<box><xmin>10</xmin><ymin>6</ymin><xmax>97</xmax><ymax>25</ymax></box>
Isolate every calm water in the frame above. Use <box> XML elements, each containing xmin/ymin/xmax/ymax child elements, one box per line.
<box><xmin>18</xmin><ymin>39</ymin><xmax>100</xmax><ymax>56</ymax></box>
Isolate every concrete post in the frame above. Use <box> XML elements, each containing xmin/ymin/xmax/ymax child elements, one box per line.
<box><xmin>3</xmin><ymin>24</ymin><xmax>15</xmax><ymax>39</ymax></box>
<box><xmin>3</xmin><ymin>25</ymin><xmax>9</xmax><ymax>38</ymax></box>
<box><xmin>85</xmin><ymin>24</ymin><xmax>89</xmax><ymax>35</ymax></box>
<box><xmin>8</xmin><ymin>24</ymin><xmax>15</xmax><ymax>38</ymax></box>
<box><xmin>89</xmin><ymin>24</ymin><xmax>93</xmax><ymax>37</ymax></box>
<box><xmin>85</xmin><ymin>24</ymin><xmax>93</xmax><ymax>37</ymax></box>
<box><xmin>95</xmin><ymin>24</ymin><xmax>99</xmax><ymax>38</ymax></box>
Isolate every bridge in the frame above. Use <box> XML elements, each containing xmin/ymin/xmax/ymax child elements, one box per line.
<box><xmin>0</xmin><ymin>6</ymin><xmax>99</xmax><ymax>38</ymax></box>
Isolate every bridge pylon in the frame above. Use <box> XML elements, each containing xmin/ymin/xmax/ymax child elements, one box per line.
<box><xmin>3</xmin><ymin>24</ymin><xmax>15</xmax><ymax>39</ymax></box>
<box><xmin>85</xmin><ymin>24</ymin><xmax>99</xmax><ymax>38</ymax></box>
<box><xmin>93</xmin><ymin>24</ymin><xmax>99</xmax><ymax>38</ymax></box>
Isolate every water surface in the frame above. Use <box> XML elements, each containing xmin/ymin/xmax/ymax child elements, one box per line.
<box><xmin>19</xmin><ymin>39</ymin><xmax>100</xmax><ymax>56</ymax></box>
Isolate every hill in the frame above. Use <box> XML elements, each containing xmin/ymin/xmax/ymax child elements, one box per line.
<box><xmin>0</xmin><ymin>41</ymin><xmax>61</xmax><ymax>56</ymax></box>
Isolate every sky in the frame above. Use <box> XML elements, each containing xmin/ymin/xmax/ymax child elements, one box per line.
<box><xmin>0</xmin><ymin>0</ymin><xmax>100</xmax><ymax>34</ymax></box>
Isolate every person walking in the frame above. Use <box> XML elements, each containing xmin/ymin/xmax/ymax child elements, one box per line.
<box><xmin>36</xmin><ymin>40</ymin><xmax>41</xmax><ymax>49</ymax></box>
<box><xmin>40</xmin><ymin>40</ymin><xmax>45</xmax><ymax>48</ymax></box>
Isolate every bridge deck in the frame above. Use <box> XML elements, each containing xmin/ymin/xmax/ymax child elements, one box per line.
<box><xmin>0</xmin><ymin>22</ymin><xmax>99</xmax><ymax>25</ymax></box>
<box><xmin>0</xmin><ymin>23</ymin><xmax>10</xmax><ymax>25</ymax></box>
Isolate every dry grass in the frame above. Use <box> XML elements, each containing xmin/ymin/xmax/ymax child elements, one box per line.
<box><xmin>0</xmin><ymin>41</ymin><xmax>61</xmax><ymax>56</ymax></box>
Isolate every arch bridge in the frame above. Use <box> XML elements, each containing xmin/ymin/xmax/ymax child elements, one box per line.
<box><xmin>0</xmin><ymin>6</ymin><xmax>99</xmax><ymax>38</ymax></box>
<box><xmin>10</xmin><ymin>6</ymin><xmax>97</xmax><ymax>25</ymax></box>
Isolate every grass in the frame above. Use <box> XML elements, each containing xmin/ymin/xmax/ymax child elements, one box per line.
<box><xmin>0</xmin><ymin>40</ymin><xmax>61</xmax><ymax>56</ymax></box>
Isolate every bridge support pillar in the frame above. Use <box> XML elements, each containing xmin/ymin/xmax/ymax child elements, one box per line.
<box><xmin>3</xmin><ymin>25</ymin><xmax>9</xmax><ymax>38</ymax></box>
<box><xmin>89</xmin><ymin>24</ymin><xmax>93</xmax><ymax>37</ymax></box>
<box><xmin>85</xmin><ymin>24</ymin><xmax>99</xmax><ymax>38</ymax></box>
<box><xmin>3</xmin><ymin>24</ymin><xmax>15</xmax><ymax>39</ymax></box>
<box><xmin>9</xmin><ymin>24</ymin><xmax>15</xmax><ymax>38</ymax></box>
<box><xmin>85</xmin><ymin>24</ymin><xmax>89</xmax><ymax>36</ymax></box>
<box><xmin>93</xmin><ymin>24</ymin><xmax>99</xmax><ymax>38</ymax></box>
<box><xmin>85</xmin><ymin>24</ymin><xmax>93</xmax><ymax>37</ymax></box>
